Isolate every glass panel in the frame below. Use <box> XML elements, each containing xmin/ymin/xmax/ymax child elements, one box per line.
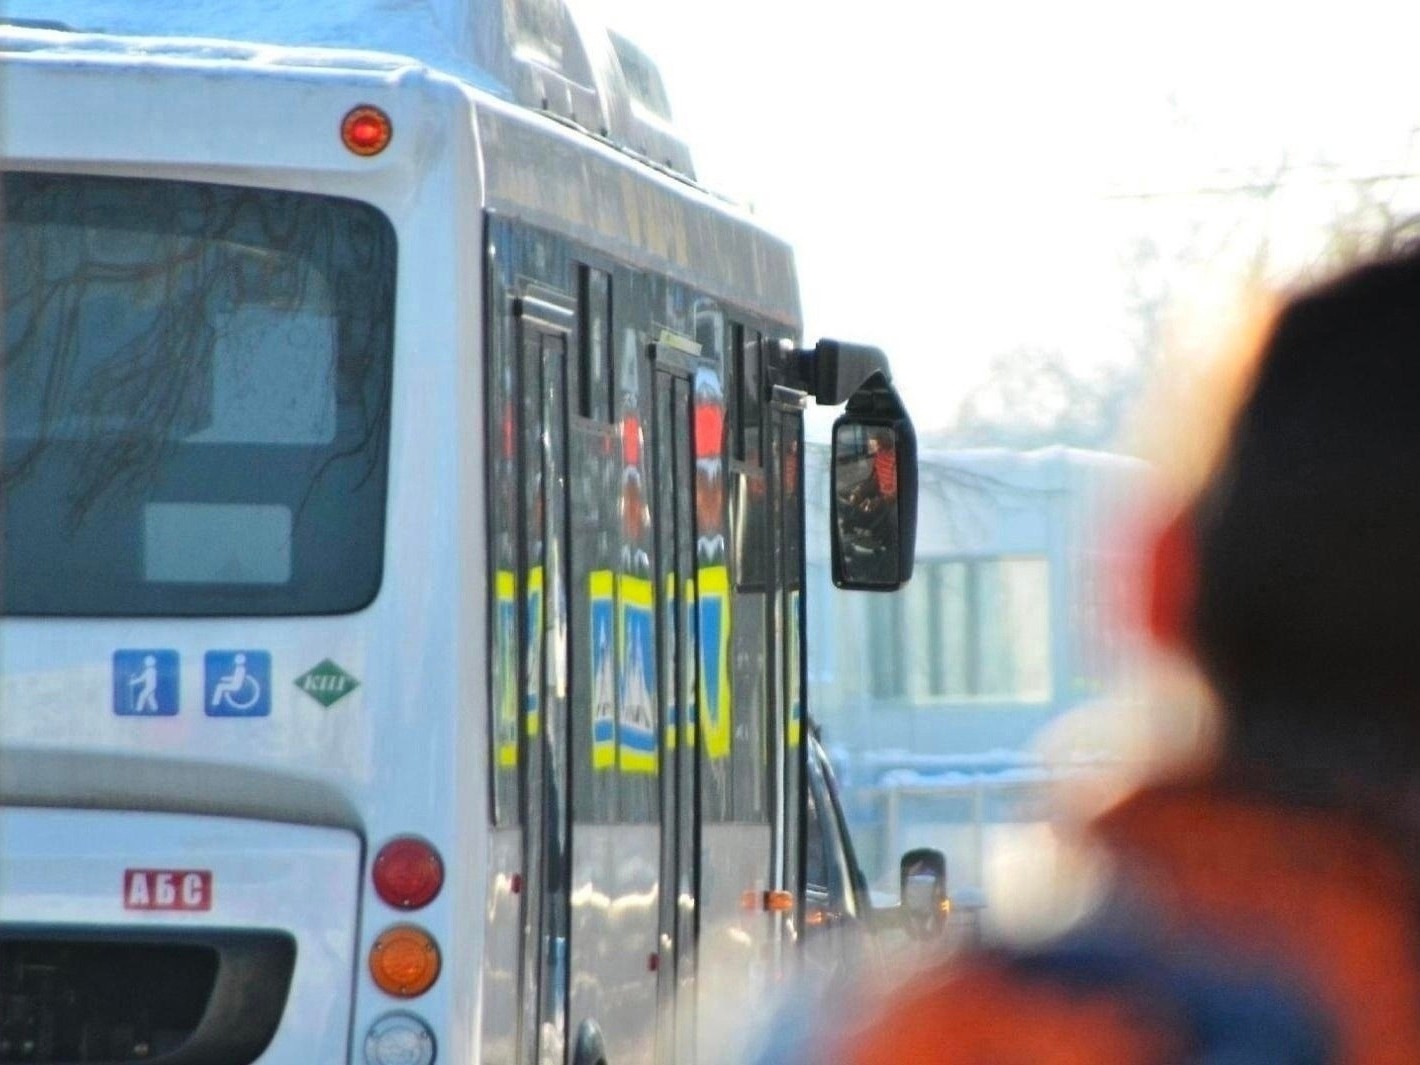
<box><xmin>738</xmin><ymin>330</ymin><xmax>761</xmax><ymax>466</ymax></box>
<box><xmin>900</xmin><ymin>566</ymin><xmax>935</xmax><ymax>699</ymax></box>
<box><xmin>570</xmin><ymin>417</ymin><xmax>620</xmax><ymax>825</ymax></box>
<box><xmin>938</xmin><ymin>562</ymin><xmax>972</xmax><ymax>698</ymax></box>
<box><xmin>781</xmin><ymin>415</ymin><xmax>805</xmax><ymax>906</ymax></box>
<box><xmin>730</xmin><ymin>543</ymin><xmax>768</xmax><ymax>822</ymax></box>
<box><xmin>521</xmin><ymin>326</ymin><xmax>546</xmax><ymax>758</ymax></box>
<box><xmin>804</xmin><ymin>785</ymin><xmax>827</xmax><ymax>893</ymax></box>
<box><xmin>538</xmin><ymin>330</ymin><xmax>571</xmax><ymax>1054</ymax></box>
<box><xmin>1</xmin><ymin>173</ymin><xmax>395</xmax><ymax>615</ymax></box>
<box><xmin>578</xmin><ymin>266</ymin><xmax>612</xmax><ymax>422</ymax></box>
<box><xmin>142</xmin><ymin>503</ymin><xmax>291</xmax><ymax>585</ymax></box>
<box><xmin>694</xmin><ymin>369</ymin><xmax>732</xmax><ymax>822</ymax></box>
<box><xmin>909</xmin><ymin>557</ymin><xmax>1050</xmax><ymax>700</ymax></box>
<box><xmin>975</xmin><ymin>558</ymin><xmax>1051</xmax><ymax>701</ymax></box>
<box><xmin>617</xmin><ymin>315</ymin><xmax>658</xmax><ymax>821</ymax></box>
<box><xmin>732</xmin><ymin>469</ymin><xmax>770</xmax><ymax>591</ymax></box>
<box><xmin>867</xmin><ymin>595</ymin><xmax>903</xmax><ymax>699</ymax></box>
<box><xmin>489</xmin><ymin>261</ymin><xmax>521</xmax><ymax>826</ymax></box>
<box><xmin>831</xmin><ymin>422</ymin><xmax>902</xmax><ymax>588</ymax></box>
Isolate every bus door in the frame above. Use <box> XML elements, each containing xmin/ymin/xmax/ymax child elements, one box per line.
<box><xmin>652</xmin><ymin>344</ymin><xmax>701</xmax><ymax>1065</ymax></box>
<box><xmin>771</xmin><ymin>392</ymin><xmax>808</xmax><ymax>952</ymax></box>
<box><xmin>514</xmin><ymin>292</ymin><xmax>574</xmax><ymax>1065</ymax></box>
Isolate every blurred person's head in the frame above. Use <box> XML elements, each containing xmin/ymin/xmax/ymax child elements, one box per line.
<box><xmin>1154</xmin><ymin>250</ymin><xmax>1420</xmax><ymax>776</ymax></box>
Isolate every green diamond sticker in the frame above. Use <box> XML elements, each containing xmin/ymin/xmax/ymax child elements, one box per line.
<box><xmin>294</xmin><ymin>659</ymin><xmax>360</xmax><ymax>708</ymax></box>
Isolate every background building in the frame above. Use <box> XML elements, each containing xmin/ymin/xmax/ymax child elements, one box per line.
<box><xmin>806</xmin><ymin>444</ymin><xmax>1149</xmax><ymax>898</ymax></box>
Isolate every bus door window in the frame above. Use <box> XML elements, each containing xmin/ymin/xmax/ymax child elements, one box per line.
<box><xmin>515</xmin><ymin>314</ymin><xmax>547</xmax><ymax>1065</ymax></box>
<box><xmin>537</xmin><ymin>326</ymin><xmax>572</xmax><ymax>1061</ymax></box>
<box><xmin>693</xmin><ymin>369</ymin><xmax>732</xmax><ymax>822</ymax></box>
<box><xmin>652</xmin><ymin>337</ymin><xmax>698</xmax><ymax>1063</ymax></box>
<box><xmin>672</xmin><ymin>371</ymin><xmax>701</xmax><ymax>1065</ymax></box>
<box><xmin>777</xmin><ymin>407</ymin><xmax>807</xmax><ymax>939</ymax></box>
<box><xmin>578</xmin><ymin>266</ymin><xmax>613</xmax><ymax>423</ymax></box>
<box><xmin>490</xmin><ymin>263</ymin><xmax>522</xmax><ymax>828</ymax></box>
<box><xmin>728</xmin><ymin>326</ymin><xmax>769</xmax><ymax>823</ymax></box>
<box><xmin>614</xmin><ymin>297</ymin><xmax>658</xmax><ymax>822</ymax></box>
<box><xmin>570</xmin><ymin>264</ymin><xmax>618</xmax><ymax>826</ymax></box>
<box><xmin>512</xmin><ymin>284</ymin><xmax>575</xmax><ymax>1065</ymax></box>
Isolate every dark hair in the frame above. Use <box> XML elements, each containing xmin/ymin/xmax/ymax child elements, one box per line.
<box><xmin>1191</xmin><ymin>251</ymin><xmax>1420</xmax><ymax>770</ymax></box>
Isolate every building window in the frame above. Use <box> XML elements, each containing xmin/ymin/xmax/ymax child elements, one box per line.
<box><xmin>868</xmin><ymin>557</ymin><xmax>1051</xmax><ymax>702</ymax></box>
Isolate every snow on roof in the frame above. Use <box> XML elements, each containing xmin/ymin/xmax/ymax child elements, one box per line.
<box><xmin>2</xmin><ymin>0</ymin><xmax>695</xmax><ymax>177</ymax></box>
<box><xmin>2</xmin><ymin>2</ymin><xmax>482</xmax><ymax>76</ymax></box>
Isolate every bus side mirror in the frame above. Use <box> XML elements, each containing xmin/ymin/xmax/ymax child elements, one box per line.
<box><xmin>831</xmin><ymin>416</ymin><xmax>917</xmax><ymax>590</ymax></box>
<box><xmin>899</xmin><ymin>847</ymin><xmax>949</xmax><ymax>935</ymax></box>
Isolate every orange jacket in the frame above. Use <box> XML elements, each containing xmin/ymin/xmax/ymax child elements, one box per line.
<box><xmin>835</xmin><ymin>777</ymin><xmax>1420</xmax><ymax>1065</ymax></box>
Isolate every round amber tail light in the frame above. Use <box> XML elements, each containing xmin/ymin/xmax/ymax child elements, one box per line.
<box><xmin>369</xmin><ymin>924</ymin><xmax>441</xmax><ymax>998</ymax></box>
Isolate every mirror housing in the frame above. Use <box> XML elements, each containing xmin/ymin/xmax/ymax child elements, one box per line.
<box><xmin>831</xmin><ymin>413</ymin><xmax>917</xmax><ymax>590</ymax></box>
<box><xmin>785</xmin><ymin>338</ymin><xmax>918</xmax><ymax>591</ymax></box>
<box><xmin>899</xmin><ymin>847</ymin><xmax>949</xmax><ymax>935</ymax></box>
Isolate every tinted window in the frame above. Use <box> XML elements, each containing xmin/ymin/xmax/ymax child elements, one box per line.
<box><xmin>2</xmin><ymin>173</ymin><xmax>395</xmax><ymax>615</ymax></box>
<box><xmin>577</xmin><ymin>265</ymin><xmax>612</xmax><ymax>423</ymax></box>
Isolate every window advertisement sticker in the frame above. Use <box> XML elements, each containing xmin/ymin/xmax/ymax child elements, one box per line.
<box><xmin>113</xmin><ymin>650</ymin><xmax>179</xmax><ymax>716</ymax></box>
<box><xmin>591</xmin><ymin>569</ymin><xmax>616</xmax><ymax>770</ymax></box>
<box><xmin>204</xmin><ymin>650</ymin><xmax>271</xmax><ymax>717</ymax></box>
<box><xmin>697</xmin><ymin>565</ymin><xmax>732</xmax><ymax>760</ymax></box>
<box><xmin>618</xmin><ymin>573</ymin><xmax>658</xmax><ymax>774</ymax></box>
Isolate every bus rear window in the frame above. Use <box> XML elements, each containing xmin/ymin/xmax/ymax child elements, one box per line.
<box><xmin>1</xmin><ymin>173</ymin><xmax>396</xmax><ymax>615</ymax></box>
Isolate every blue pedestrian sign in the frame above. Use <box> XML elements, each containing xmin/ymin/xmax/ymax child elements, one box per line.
<box><xmin>113</xmin><ymin>650</ymin><xmax>179</xmax><ymax>716</ymax></box>
<box><xmin>204</xmin><ymin>651</ymin><xmax>271</xmax><ymax>717</ymax></box>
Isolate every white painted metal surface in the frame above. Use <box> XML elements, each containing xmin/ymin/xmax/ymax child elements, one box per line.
<box><xmin>0</xmin><ymin>808</ymin><xmax>361</xmax><ymax>1060</ymax></box>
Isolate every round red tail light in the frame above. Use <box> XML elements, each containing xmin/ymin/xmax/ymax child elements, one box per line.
<box><xmin>342</xmin><ymin>105</ymin><xmax>393</xmax><ymax>157</ymax></box>
<box><xmin>373</xmin><ymin>837</ymin><xmax>444</xmax><ymax>910</ymax></box>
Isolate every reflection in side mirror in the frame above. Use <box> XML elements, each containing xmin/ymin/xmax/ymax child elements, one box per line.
<box><xmin>899</xmin><ymin>847</ymin><xmax>948</xmax><ymax>935</ymax></box>
<box><xmin>831</xmin><ymin>418</ymin><xmax>917</xmax><ymax>589</ymax></box>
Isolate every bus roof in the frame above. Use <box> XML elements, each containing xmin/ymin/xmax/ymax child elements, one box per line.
<box><xmin>0</xmin><ymin>0</ymin><xmax>696</xmax><ymax>179</ymax></box>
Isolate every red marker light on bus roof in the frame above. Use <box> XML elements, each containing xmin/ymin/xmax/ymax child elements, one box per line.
<box><xmin>342</xmin><ymin>105</ymin><xmax>393</xmax><ymax>157</ymax></box>
<box><xmin>373</xmin><ymin>837</ymin><xmax>444</xmax><ymax>910</ymax></box>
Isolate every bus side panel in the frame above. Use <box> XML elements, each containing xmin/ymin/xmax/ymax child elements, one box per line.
<box><xmin>696</xmin><ymin>822</ymin><xmax>774</xmax><ymax>1063</ymax></box>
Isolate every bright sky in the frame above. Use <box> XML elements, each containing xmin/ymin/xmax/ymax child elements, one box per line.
<box><xmin>603</xmin><ymin>0</ymin><xmax>1420</xmax><ymax>430</ymax></box>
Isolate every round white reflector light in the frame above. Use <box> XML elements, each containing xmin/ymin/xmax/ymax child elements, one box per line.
<box><xmin>365</xmin><ymin>1012</ymin><xmax>436</xmax><ymax>1065</ymax></box>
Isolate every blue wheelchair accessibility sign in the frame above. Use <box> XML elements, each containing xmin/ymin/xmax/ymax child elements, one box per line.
<box><xmin>204</xmin><ymin>651</ymin><xmax>271</xmax><ymax>717</ymax></box>
<box><xmin>113</xmin><ymin>650</ymin><xmax>179</xmax><ymax>716</ymax></box>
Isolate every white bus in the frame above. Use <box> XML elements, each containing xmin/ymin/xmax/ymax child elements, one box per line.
<box><xmin>0</xmin><ymin>4</ymin><xmax>916</xmax><ymax>1063</ymax></box>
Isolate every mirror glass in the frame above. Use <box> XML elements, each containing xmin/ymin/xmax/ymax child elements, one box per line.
<box><xmin>902</xmin><ymin>872</ymin><xmax>940</xmax><ymax>919</ymax></box>
<box><xmin>833</xmin><ymin>422</ymin><xmax>902</xmax><ymax>587</ymax></box>
<box><xmin>899</xmin><ymin>847</ymin><xmax>948</xmax><ymax>934</ymax></box>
